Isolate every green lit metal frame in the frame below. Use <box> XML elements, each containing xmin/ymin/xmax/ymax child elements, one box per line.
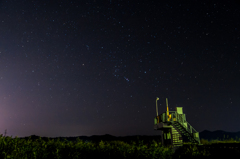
<box><xmin>154</xmin><ymin>111</ymin><xmax>200</xmax><ymax>144</ymax></box>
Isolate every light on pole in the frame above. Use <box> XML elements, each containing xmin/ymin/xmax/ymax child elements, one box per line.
<box><xmin>156</xmin><ymin>97</ymin><xmax>159</xmax><ymax>116</ymax></box>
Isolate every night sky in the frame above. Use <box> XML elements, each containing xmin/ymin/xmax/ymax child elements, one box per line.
<box><xmin>0</xmin><ymin>0</ymin><xmax>239</xmax><ymax>138</ymax></box>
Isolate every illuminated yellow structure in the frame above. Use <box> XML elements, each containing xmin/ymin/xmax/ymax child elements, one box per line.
<box><xmin>154</xmin><ymin>98</ymin><xmax>202</xmax><ymax>151</ymax></box>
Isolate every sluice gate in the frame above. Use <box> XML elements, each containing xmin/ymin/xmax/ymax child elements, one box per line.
<box><xmin>154</xmin><ymin>98</ymin><xmax>202</xmax><ymax>151</ymax></box>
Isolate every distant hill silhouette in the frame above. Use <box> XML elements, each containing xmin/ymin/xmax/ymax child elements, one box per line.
<box><xmin>18</xmin><ymin>134</ymin><xmax>162</xmax><ymax>144</ymax></box>
<box><xmin>199</xmin><ymin>130</ymin><xmax>240</xmax><ymax>141</ymax></box>
<box><xmin>15</xmin><ymin>130</ymin><xmax>240</xmax><ymax>143</ymax></box>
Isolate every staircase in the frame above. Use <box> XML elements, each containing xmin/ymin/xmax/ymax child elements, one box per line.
<box><xmin>171</xmin><ymin>126</ymin><xmax>183</xmax><ymax>147</ymax></box>
<box><xmin>172</xmin><ymin>119</ymin><xmax>200</xmax><ymax>144</ymax></box>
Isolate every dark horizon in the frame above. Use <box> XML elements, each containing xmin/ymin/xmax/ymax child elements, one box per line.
<box><xmin>3</xmin><ymin>129</ymin><xmax>240</xmax><ymax>139</ymax></box>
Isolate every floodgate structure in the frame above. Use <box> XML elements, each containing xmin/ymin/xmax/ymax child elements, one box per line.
<box><xmin>154</xmin><ymin>98</ymin><xmax>202</xmax><ymax>151</ymax></box>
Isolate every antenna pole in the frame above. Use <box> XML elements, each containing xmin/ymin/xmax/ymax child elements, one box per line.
<box><xmin>156</xmin><ymin>97</ymin><xmax>159</xmax><ymax>116</ymax></box>
<box><xmin>166</xmin><ymin>98</ymin><xmax>170</xmax><ymax>121</ymax></box>
<box><xmin>166</xmin><ymin>98</ymin><xmax>169</xmax><ymax>114</ymax></box>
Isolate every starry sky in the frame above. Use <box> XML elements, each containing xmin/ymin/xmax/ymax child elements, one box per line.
<box><xmin>0</xmin><ymin>0</ymin><xmax>239</xmax><ymax>138</ymax></box>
